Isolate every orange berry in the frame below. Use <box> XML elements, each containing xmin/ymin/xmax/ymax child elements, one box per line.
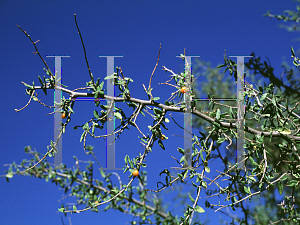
<box><xmin>160</xmin><ymin>135</ymin><xmax>165</xmax><ymax>140</ymax></box>
<box><xmin>132</xmin><ymin>169</ymin><xmax>139</xmax><ymax>177</ymax></box>
<box><xmin>181</xmin><ymin>86</ymin><xmax>188</xmax><ymax>93</ymax></box>
<box><xmin>61</xmin><ymin>112</ymin><xmax>66</xmax><ymax>119</ymax></box>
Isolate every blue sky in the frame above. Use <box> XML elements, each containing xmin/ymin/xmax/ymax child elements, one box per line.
<box><xmin>1</xmin><ymin>1</ymin><xmax>299</xmax><ymax>224</ymax></box>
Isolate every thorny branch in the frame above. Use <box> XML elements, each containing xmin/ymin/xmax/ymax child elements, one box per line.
<box><xmin>8</xmin><ymin>19</ymin><xmax>300</xmax><ymax>224</ymax></box>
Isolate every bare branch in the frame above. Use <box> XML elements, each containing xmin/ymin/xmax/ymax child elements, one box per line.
<box><xmin>74</xmin><ymin>14</ymin><xmax>95</xmax><ymax>86</ymax></box>
<box><xmin>148</xmin><ymin>43</ymin><xmax>161</xmax><ymax>99</ymax></box>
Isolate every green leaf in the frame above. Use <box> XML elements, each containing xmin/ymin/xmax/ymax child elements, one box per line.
<box><xmin>278</xmin><ymin>128</ymin><xmax>291</xmax><ymax>135</ymax></box>
<box><xmin>229</xmin><ymin>107</ymin><xmax>235</xmax><ymax>119</ymax></box>
<box><xmin>80</xmin><ymin>131</ymin><xmax>86</xmax><ymax>142</ymax></box>
<box><xmin>38</xmin><ymin>75</ymin><xmax>43</xmax><ymax>86</ymax></box>
<box><xmin>110</xmin><ymin>189</ymin><xmax>118</xmax><ymax>195</ymax></box>
<box><xmin>217</xmin><ymin>137</ymin><xmax>225</xmax><ymax>144</ymax></box>
<box><xmin>99</xmin><ymin>81</ymin><xmax>104</xmax><ymax>90</ymax></box>
<box><xmin>249</xmin><ymin>156</ymin><xmax>258</xmax><ymax>167</ymax></box>
<box><xmin>189</xmin><ymin>195</ymin><xmax>195</xmax><ymax>203</ymax></box>
<box><xmin>200</xmin><ymin>150</ymin><xmax>204</xmax><ymax>162</ymax></box>
<box><xmin>92</xmin><ymin>125</ymin><xmax>95</xmax><ymax>135</ymax></box>
<box><xmin>201</xmin><ymin>181</ymin><xmax>207</xmax><ymax>188</ymax></box>
<box><xmin>23</xmin><ymin>83</ymin><xmax>33</xmax><ymax>89</ymax></box>
<box><xmin>177</xmin><ymin>147</ymin><xmax>185</xmax><ymax>154</ymax></box>
<box><xmin>195</xmin><ymin>206</ymin><xmax>205</xmax><ymax>213</ymax></box>
<box><xmin>244</xmin><ymin>186</ymin><xmax>251</xmax><ymax>194</ymax></box>
<box><xmin>153</xmin><ymin>108</ymin><xmax>162</xmax><ymax>116</ymax></box>
<box><xmin>58</xmin><ymin>207</ymin><xmax>64</xmax><ymax>212</ymax></box>
<box><xmin>216</xmin><ymin>109</ymin><xmax>220</xmax><ymax>120</ymax></box>
<box><xmin>68</xmin><ymin>106</ymin><xmax>75</xmax><ymax>114</ymax></box>
<box><xmin>291</xmin><ymin>46</ymin><xmax>296</xmax><ymax>57</ymax></box>
<box><xmin>42</xmin><ymin>86</ymin><xmax>47</xmax><ymax>96</ymax></box>
<box><xmin>287</xmin><ymin>180</ymin><xmax>298</xmax><ymax>187</ymax></box>
<box><xmin>260</xmin><ymin>93</ymin><xmax>268</xmax><ymax>101</ymax></box>
<box><xmin>139</xmin><ymin>137</ymin><xmax>148</xmax><ymax>144</ymax></box>
<box><xmin>158</xmin><ymin>140</ymin><xmax>165</xmax><ymax>150</ymax></box>
<box><xmin>6</xmin><ymin>171</ymin><xmax>13</xmax><ymax>178</ymax></box>
<box><xmin>83</xmin><ymin>122</ymin><xmax>89</xmax><ymax>130</ymax></box>
<box><xmin>73</xmin><ymin>205</ymin><xmax>77</xmax><ymax>211</ymax></box>
<box><xmin>271</xmin><ymin>96</ymin><xmax>277</xmax><ymax>107</ymax></box>
<box><xmin>183</xmin><ymin>169</ymin><xmax>188</xmax><ymax>179</ymax></box>
<box><xmin>217</xmin><ymin>64</ymin><xmax>226</xmax><ymax>68</ymax></box>
<box><xmin>104</xmin><ymin>73</ymin><xmax>117</xmax><ymax>80</ymax></box>
<box><xmin>95</xmin><ymin>77</ymin><xmax>100</xmax><ymax>86</ymax></box>
<box><xmin>115</xmin><ymin>112</ymin><xmax>122</xmax><ymax>120</ymax></box>
<box><xmin>248</xmin><ymin>176</ymin><xmax>256</xmax><ymax>182</ymax></box>
<box><xmin>205</xmin><ymin>166</ymin><xmax>210</xmax><ymax>173</ymax></box>
<box><xmin>191</xmin><ymin>181</ymin><xmax>198</xmax><ymax>187</ymax></box>
<box><xmin>153</xmin><ymin>97</ymin><xmax>160</xmax><ymax>101</ymax></box>
<box><xmin>180</xmin><ymin>156</ymin><xmax>186</xmax><ymax>164</ymax></box>
<box><xmin>293</xmin><ymin>59</ymin><xmax>299</xmax><ymax>67</ymax></box>
<box><xmin>278</xmin><ymin>181</ymin><xmax>283</xmax><ymax>195</ymax></box>
<box><xmin>129</xmin><ymin>159</ymin><xmax>134</xmax><ymax>168</ymax></box>
<box><xmin>281</xmin><ymin>175</ymin><xmax>288</xmax><ymax>181</ymax></box>
<box><xmin>123</xmin><ymin>167</ymin><xmax>128</xmax><ymax>173</ymax></box>
<box><xmin>90</xmin><ymin>73</ymin><xmax>94</xmax><ymax>81</ymax></box>
<box><xmin>94</xmin><ymin>110</ymin><xmax>99</xmax><ymax>119</ymax></box>
<box><xmin>124</xmin><ymin>155</ymin><xmax>129</xmax><ymax>165</ymax></box>
<box><xmin>94</xmin><ymin>91</ymin><xmax>99</xmax><ymax>99</ymax></box>
<box><xmin>212</xmin><ymin>122</ymin><xmax>220</xmax><ymax>129</ymax></box>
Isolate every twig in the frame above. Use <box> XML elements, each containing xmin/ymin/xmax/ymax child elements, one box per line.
<box><xmin>15</xmin><ymin>89</ymin><xmax>35</xmax><ymax>112</ymax></box>
<box><xmin>142</xmin><ymin>84</ymin><xmax>148</xmax><ymax>96</ymax></box>
<box><xmin>119</xmin><ymin>67</ymin><xmax>125</xmax><ymax>80</ymax></box>
<box><xmin>20</xmin><ymin>150</ymin><xmax>51</xmax><ymax>174</ymax></box>
<box><xmin>259</xmin><ymin>144</ymin><xmax>268</xmax><ymax>183</ymax></box>
<box><xmin>74</xmin><ymin>14</ymin><xmax>95</xmax><ymax>86</ymax></box>
<box><xmin>169</xmin><ymin>113</ymin><xmax>193</xmax><ymax>136</ymax></box>
<box><xmin>16</xmin><ymin>25</ymin><xmax>52</xmax><ymax>76</ymax></box>
<box><xmin>148</xmin><ymin>43</ymin><xmax>161</xmax><ymax>99</ymax></box>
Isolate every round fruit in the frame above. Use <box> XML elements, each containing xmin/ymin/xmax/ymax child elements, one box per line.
<box><xmin>132</xmin><ymin>169</ymin><xmax>139</xmax><ymax>177</ymax></box>
<box><xmin>160</xmin><ymin>135</ymin><xmax>165</xmax><ymax>140</ymax></box>
<box><xmin>181</xmin><ymin>86</ymin><xmax>188</xmax><ymax>93</ymax></box>
<box><xmin>61</xmin><ymin>112</ymin><xmax>66</xmax><ymax>119</ymax></box>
